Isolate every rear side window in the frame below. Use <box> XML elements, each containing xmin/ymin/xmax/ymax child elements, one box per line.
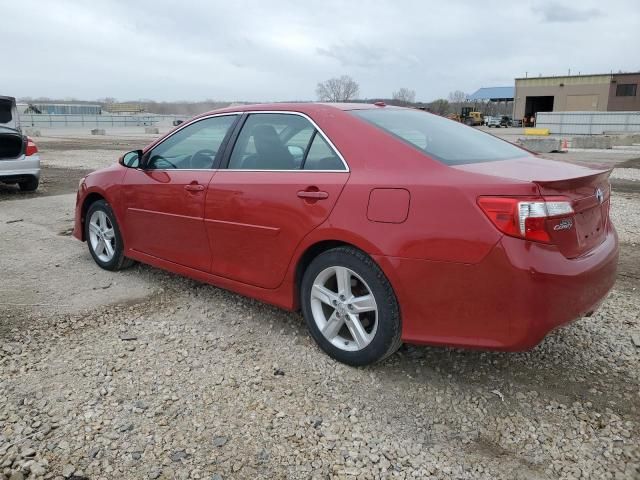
<box><xmin>351</xmin><ymin>109</ymin><xmax>526</xmax><ymax>165</ymax></box>
<box><xmin>227</xmin><ymin>113</ymin><xmax>345</xmax><ymax>171</ymax></box>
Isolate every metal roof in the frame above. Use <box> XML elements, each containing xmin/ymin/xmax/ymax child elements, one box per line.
<box><xmin>467</xmin><ymin>86</ymin><xmax>514</xmax><ymax>101</ymax></box>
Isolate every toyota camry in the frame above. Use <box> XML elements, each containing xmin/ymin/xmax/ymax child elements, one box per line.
<box><xmin>73</xmin><ymin>103</ymin><xmax>618</xmax><ymax>366</ymax></box>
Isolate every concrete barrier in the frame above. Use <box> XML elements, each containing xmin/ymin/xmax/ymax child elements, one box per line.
<box><xmin>24</xmin><ymin>129</ymin><xmax>41</xmax><ymax>137</ymax></box>
<box><xmin>517</xmin><ymin>138</ymin><xmax>561</xmax><ymax>153</ymax></box>
<box><xmin>609</xmin><ymin>134</ymin><xmax>640</xmax><ymax>146</ymax></box>
<box><xmin>91</xmin><ymin>129</ymin><xmax>106</xmax><ymax>135</ymax></box>
<box><xmin>145</xmin><ymin>127</ymin><xmax>160</xmax><ymax>134</ymax></box>
<box><xmin>571</xmin><ymin>136</ymin><xmax>612</xmax><ymax>149</ymax></box>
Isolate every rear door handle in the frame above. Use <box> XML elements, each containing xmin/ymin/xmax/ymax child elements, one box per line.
<box><xmin>185</xmin><ymin>183</ymin><xmax>205</xmax><ymax>192</ymax></box>
<box><xmin>297</xmin><ymin>190</ymin><xmax>329</xmax><ymax>200</ymax></box>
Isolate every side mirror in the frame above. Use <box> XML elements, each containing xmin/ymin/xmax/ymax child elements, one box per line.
<box><xmin>120</xmin><ymin>149</ymin><xmax>143</xmax><ymax>168</ymax></box>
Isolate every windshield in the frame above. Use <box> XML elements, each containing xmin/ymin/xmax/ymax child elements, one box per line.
<box><xmin>351</xmin><ymin>108</ymin><xmax>527</xmax><ymax>165</ymax></box>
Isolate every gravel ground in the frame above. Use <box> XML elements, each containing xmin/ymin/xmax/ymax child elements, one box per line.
<box><xmin>611</xmin><ymin>168</ymin><xmax>640</xmax><ymax>182</ymax></box>
<box><xmin>1</xmin><ymin>133</ymin><xmax>639</xmax><ymax>479</ymax></box>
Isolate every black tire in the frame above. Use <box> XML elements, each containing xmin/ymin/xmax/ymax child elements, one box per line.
<box><xmin>300</xmin><ymin>247</ymin><xmax>402</xmax><ymax>366</ymax></box>
<box><xmin>18</xmin><ymin>177</ymin><xmax>39</xmax><ymax>192</ymax></box>
<box><xmin>85</xmin><ymin>199</ymin><xmax>133</xmax><ymax>271</ymax></box>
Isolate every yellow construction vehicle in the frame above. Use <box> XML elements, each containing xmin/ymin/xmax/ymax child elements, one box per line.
<box><xmin>460</xmin><ymin>107</ymin><xmax>483</xmax><ymax>126</ymax></box>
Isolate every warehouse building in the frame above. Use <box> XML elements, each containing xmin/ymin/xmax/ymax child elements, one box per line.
<box><xmin>20</xmin><ymin>103</ymin><xmax>102</xmax><ymax>115</ymax></box>
<box><xmin>514</xmin><ymin>72</ymin><xmax>640</xmax><ymax>123</ymax></box>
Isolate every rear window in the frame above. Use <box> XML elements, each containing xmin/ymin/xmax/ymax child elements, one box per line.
<box><xmin>351</xmin><ymin>108</ymin><xmax>526</xmax><ymax>165</ymax></box>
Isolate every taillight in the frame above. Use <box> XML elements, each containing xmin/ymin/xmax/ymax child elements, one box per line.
<box><xmin>478</xmin><ymin>196</ymin><xmax>573</xmax><ymax>243</ymax></box>
<box><xmin>25</xmin><ymin>137</ymin><xmax>38</xmax><ymax>156</ymax></box>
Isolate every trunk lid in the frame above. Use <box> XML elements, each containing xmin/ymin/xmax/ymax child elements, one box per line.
<box><xmin>0</xmin><ymin>96</ymin><xmax>20</xmax><ymax>131</ymax></box>
<box><xmin>535</xmin><ymin>170</ymin><xmax>611</xmax><ymax>258</ymax></box>
<box><xmin>455</xmin><ymin>156</ymin><xmax>612</xmax><ymax>258</ymax></box>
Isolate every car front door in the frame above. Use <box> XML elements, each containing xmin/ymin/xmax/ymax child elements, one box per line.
<box><xmin>205</xmin><ymin>112</ymin><xmax>349</xmax><ymax>289</ymax></box>
<box><xmin>121</xmin><ymin>114</ymin><xmax>238</xmax><ymax>271</ymax></box>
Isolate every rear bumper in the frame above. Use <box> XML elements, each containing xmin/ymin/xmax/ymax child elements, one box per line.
<box><xmin>0</xmin><ymin>154</ymin><xmax>40</xmax><ymax>182</ymax></box>
<box><xmin>378</xmin><ymin>226</ymin><xmax>618</xmax><ymax>350</ymax></box>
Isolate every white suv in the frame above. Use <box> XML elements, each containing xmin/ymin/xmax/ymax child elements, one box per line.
<box><xmin>485</xmin><ymin>116</ymin><xmax>501</xmax><ymax>128</ymax></box>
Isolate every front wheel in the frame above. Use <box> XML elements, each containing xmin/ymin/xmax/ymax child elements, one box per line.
<box><xmin>85</xmin><ymin>200</ymin><xmax>133</xmax><ymax>271</ymax></box>
<box><xmin>301</xmin><ymin>247</ymin><xmax>402</xmax><ymax>366</ymax></box>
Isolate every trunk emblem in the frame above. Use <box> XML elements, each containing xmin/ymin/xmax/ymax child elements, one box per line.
<box><xmin>553</xmin><ymin>219</ymin><xmax>573</xmax><ymax>231</ymax></box>
<box><xmin>595</xmin><ymin>188</ymin><xmax>604</xmax><ymax>204</ymax></box>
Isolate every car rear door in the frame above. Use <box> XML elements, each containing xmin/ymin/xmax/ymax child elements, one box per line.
<box><xmin>205</xmin><ymin>112</ymin><xmax>349</xmax><ymax>289</ymax></box>
<box><xmin>121</xmin><ymin>114</ymin><xmax>239</xmax><ymax>271</ymax></box>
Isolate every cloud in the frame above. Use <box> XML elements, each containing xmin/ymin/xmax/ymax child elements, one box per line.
<box><xmin>533</xmin><ymin>2</ymin><xmax>602</xmax><ymax>23</ymax></box>
<box><xmin>1</xmin><ymin>0</ymin><xmax>638</xmax><ymax>102</ymax></box>
<box><xmin>316</xmin><ymin>43</ymin><xmax>421</xmax><ymax>69</ymax></box>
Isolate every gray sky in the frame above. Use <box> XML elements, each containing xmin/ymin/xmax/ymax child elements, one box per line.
<box><xmin>4</xmin><ymin>0</ymin><xmax>639</xmax><ymax>102</ymax></box>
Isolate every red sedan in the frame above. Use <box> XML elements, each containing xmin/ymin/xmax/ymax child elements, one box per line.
<box><xmin>73</xmin><ymin>103</ymin><xmax>618</xmax><ymax>366</ymax></box>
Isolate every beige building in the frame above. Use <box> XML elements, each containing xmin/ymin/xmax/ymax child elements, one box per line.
<box><xmin>514</xmin><ymin>72</ymin><xmax>640</xmax><ymax>121</ymax></box>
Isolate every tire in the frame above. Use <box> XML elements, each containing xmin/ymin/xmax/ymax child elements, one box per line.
<box><xmin>18</xmin><ymin>177</ymin><xmax>39</xmax><ymax>192</ymax></box>
<box><xmin>300</xmin><ymin>247</ymin><xmax>402</xmax><ymax>366</ymax></box>
<box><xmin>85</xmin><ymin>199</ymin><xmax>133</xmax><ymax>271</ymax></box>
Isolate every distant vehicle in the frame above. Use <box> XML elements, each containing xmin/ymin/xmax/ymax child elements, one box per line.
<box><xmin>460</xmin><ymin>107</ymin><xmax>483</xmax><ymax>126</ymax></box>
<box><xmin>172</xmin><ymin>119</ymin><xmax>184</xmax><ymax>126</ymax></box>
<box><xmin>500</xmin><ymin>115</ymin><xmax>513</xmax><ymax>127</ymax></box>
<box><xmin>485</xmin><ymin>116</ymin><xmax>501</xmax><ymax>128</ymax></box>
<box><xmin>73</xmin><ymin>103</ymin><xmax>617</xmax><ymax>366</ymax></box>
<box><xmin>0</xmin><ymin>96</ymin><xmax>40</xmax><ymax>191</ymax></box>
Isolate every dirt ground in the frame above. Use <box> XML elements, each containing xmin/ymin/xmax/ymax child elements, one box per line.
<box><xmin>1</xmin><ymin>131</ymin><xmax>639</xmax><ymax>479</ymax></box>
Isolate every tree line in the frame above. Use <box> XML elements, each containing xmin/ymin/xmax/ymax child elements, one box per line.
<box><xmin>18</xmin><ymin>77</ymin><xmax>510</xmax><ymax>116</ymax></box>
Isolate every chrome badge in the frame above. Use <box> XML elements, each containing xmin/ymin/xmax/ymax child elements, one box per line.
<box><xmin>595</xmin><ymin>187</ymin><xmax>604</xmax><ymax>204</ymax></box>
<box><xmin>553</xmin><ymin>218</ymin><xmax>573</xmax><ymax>231</ymax></box>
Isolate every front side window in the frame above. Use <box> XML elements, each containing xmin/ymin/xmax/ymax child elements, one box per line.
<box><xmin>227</xmin><ymin>113</ymin><xmax>345</xmax><ymax>170</ymax></box>
<box><xmin>351</xmin><ymin>108</ymin><xmax>527</xmax><ymax>165</ymax></box>
<box><xmin>146</xmin><ymin>115</ymin><xmax>238</xmax><ymax>170</ymax></box>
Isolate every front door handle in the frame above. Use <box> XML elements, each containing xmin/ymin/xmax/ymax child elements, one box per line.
<box><xmin>185</xmin><ymin>183</ymin><xmax>205</xmax><ymax>192</ymax></box>
<box><xmin>297</xmin><ymin>190</ymin><xmax>329</xmax><ymax>200</ymax></box>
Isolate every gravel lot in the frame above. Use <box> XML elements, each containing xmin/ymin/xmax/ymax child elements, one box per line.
<box><xmin>1</xmin><ymin>131</ymin><xmax>639</xmax><ymax>479</ymax></box>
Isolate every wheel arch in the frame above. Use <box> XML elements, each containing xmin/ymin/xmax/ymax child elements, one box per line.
<box><xmin>79</xmin><ymin>192</ymin><xmax>106</xmax><ymax>240</ymax></box>
<box><xmin>290</xmin><ymin>231</ymin><xmax>393</xmax><ymax>310</ymax></box>
<box><xmin>294</xmin><ymin>240</ymin><xmax>355</xmax><ymax>297</ymax></box>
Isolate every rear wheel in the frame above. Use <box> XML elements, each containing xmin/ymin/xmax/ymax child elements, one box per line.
<box><xmin>85</xmin><ymin>200</ymin><xmax>133</xmax><ymax>271</ymax></box>
<box><xmin>301</xmin><ymin>247</ymin><xmax>402</xmax><ymax>366</ymax></box>
<box><xmin>18</xmin><ymin>177</ymin><xmax>39</xmax><ymax>192</ymax></box>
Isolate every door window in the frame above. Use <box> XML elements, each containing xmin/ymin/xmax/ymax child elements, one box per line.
<box><xmin>146</xmin><ymin>115</ymin><xmax>238</xmax><ymax>170</ymax></box>
<box><xmin>227</xmin><ymin>113</ymin><xmax>343</xmax><ymax>171</ymax></box>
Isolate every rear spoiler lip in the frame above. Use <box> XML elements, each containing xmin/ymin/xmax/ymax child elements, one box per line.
<box><xmin>532</xmin><ymin>168</ymin><xmax>612</xmax><ymax>189</ymax></box>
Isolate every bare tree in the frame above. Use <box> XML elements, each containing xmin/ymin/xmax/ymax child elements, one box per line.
<box><xmin>448</xmin><ymin>90</ymin><xmax>467</xmax><ymax>104</ymax></box>
<box><xmin>316</xmin><ymin>75</ymin><xmax>360</xmax><ymax>102</ymax></box>
<box><xmin>97</xmin><ymin>97</ymin><xmax>118</xmax><ymax>104</ymax></box>
<box><xmin>429</xmin><ymin>99</ymin><xmax>450</xmax><ymax>115</ymax></box>
<box><xmin>392</xmin><ymin>87</ymin><xmax>416</xmax><ymax>105</ymax></box>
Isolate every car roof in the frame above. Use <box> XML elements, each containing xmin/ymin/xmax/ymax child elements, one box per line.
<box><xmin>197</xmin><ymin>102</ymin><xmax>385</xmax><ymax>118</ymax></box>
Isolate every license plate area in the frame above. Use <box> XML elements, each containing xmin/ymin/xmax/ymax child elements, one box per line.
<box><xmin>575</xmin><ymin>206</ymin><xmax>604</xmax><ymax>251</ymax></box>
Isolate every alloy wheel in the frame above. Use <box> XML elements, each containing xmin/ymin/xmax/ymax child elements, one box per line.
<box><xmin>310</xmin><ymin>266</ymin><xmax>378</xmax><ymax>352</ymax></box>
<box><xmin>88</xmin><ymin>210</ymin><xmax>116</xmax><ymax>263</ymax></box>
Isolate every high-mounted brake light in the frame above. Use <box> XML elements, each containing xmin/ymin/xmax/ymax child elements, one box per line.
<box><xmin>25</xmin><ymin>137</ymin><xmax>38</xmax><ymax>156</ymax></box>
<box><xmin>478</xmin><ymin>196</ymin><xmax>573</xmax><ymax>243</ymax></box>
